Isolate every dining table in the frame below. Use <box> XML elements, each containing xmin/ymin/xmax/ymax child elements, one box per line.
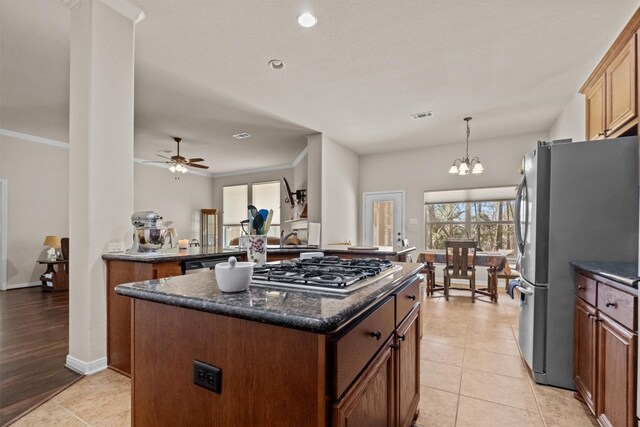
<box><xmin>416</xmin><ymin>250</ymin><xmax>510</xmax><ymax>302</ymax></box>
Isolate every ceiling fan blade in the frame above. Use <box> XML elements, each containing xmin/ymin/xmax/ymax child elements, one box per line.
<box><xmin>143</xmin><ymin>160</ymin><xmax>173</xmax><ymax>164</ymax></box>
<box><xmin>171</xmin><ymin>155</ymin><xmax>186</xmax><ymax>161</ymax></box>
<box><xmin>186</xmin><ymin>163</ymin><xmax>209</xmax><ymax>169</ymax></box>
<box><xmin>155</xmin><ymin>154</ymin><xmax>172</xmax><ymax>160</ymax></box>
<box><xmin>188</xmin><ymin>158</ymin><xmax>204</xmax><ymax>163</ymax></box>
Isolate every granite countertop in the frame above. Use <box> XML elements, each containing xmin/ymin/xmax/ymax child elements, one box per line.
<box><xmin>115</xmin><ymin>262</ymin><xmax>424</xmax><ymax>333</ymax></box>
<box><xmin>571</xmin><ymin>261</ymin><xmax>640</xmax><ymax>289</ymax></box>
<box><xmin>102</xmin><ymin>245</ymin><xmax>416</xmax><ymax>263</ymax></box>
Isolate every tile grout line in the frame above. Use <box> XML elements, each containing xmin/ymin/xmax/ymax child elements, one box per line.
<box><xmin>52</xmin><ymin>400</ymin><xmax>91</xmax><ymax>426</ymax></box>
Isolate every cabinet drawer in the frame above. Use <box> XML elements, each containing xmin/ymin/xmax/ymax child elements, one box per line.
<box><xmin>334</xmin><ymin>296</ymin><xmax>395</xmax><ymax>399</ymax></box>
<box><xmin>576</xmin><ymin>274</ymin><xmax>597</xmax><ymax>306</ymax></box>
<box><xmin>396</xmin><ymin>278</ymin><xmax>421</xmax><ymax>325</ymax></box>
<box><xmin>597</xmin><ymin>284</ymin><xmax>636</xmax><ymax>331</ymax></box>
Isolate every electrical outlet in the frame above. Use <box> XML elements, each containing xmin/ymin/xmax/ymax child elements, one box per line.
<box><xmin>107</xmin><ymin>242</ymin><xmax>125</xmax><ymax>253</ymax></box>
<box><xmin>193</xmin><ymin>360</ymin><xmax>221</xmax><ymax>394</ymax></box>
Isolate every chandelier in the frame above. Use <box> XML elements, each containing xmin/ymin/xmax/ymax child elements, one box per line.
<box><xmin>448</xmin><ymin>117</ymin><xmax>484</xmax><ymax>175</ymax></box>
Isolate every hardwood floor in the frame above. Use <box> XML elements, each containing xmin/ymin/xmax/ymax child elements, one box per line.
<box><xmin>0</xmin><ymin>287</ymin><xmax>81</xmax><ymax>426</ymax></box>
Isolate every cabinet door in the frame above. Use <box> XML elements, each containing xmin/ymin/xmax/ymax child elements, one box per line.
<box><xmin>605</xmin><ymin>36</ymin><xmax>637</xmax><ymax>135</ymax></box>
<box><xmin>585</xmin><ymin>75</ymin><xmax>606</xmax><ymax>140</ymax></box>
<box><xmin>396</xmin><ymin>306</ymin><xmax>420</xmax><ymax>427</ymax></box>
<box><xmin>574</xmin><ymin>297</ymin><xmax>597</xmax><ymax>414</ymax></box>
<box><xmin>333</xmin><ymin>338</ymin><xmax>395</xmax><ymax>427</ymax></box>
<box><xmin>597</xmin><ymin>313</ymin><xmax>637</xmax><ymax>427</ymax></box>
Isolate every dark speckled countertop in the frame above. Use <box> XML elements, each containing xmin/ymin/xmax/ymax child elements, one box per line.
<box><xmin>571</xmin><ymin>261</ymin><xmax>639</xmax><ymax>289</ymax></box>
<box><xmin>102</xmin><ymin>245</ymin><xmax>416</xmax><ymax>263</ymax></box>
<box><xmin>115</xmin><ymin>262</ymin><xmax>424</xmax><ymax>333</ymax></box>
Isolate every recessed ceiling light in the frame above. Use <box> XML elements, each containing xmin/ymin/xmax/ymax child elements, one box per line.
<box><xmin>232</xmin><ymin>132</ymin><xmax>252</xmax><ymax>139</ymax></box>
<box><xmin>410</xmin><ymin>111</ymin><xmax>434</xmax><ymax>120</ymax></box>
<box><xmin>268</xmin><ymin>59</ymin><xmax>285</xmax><ymax>70</ymax></box>
<box><xmin>297</xmin><ymin>12</ymin><xmax>317</xmax><ymax>28</ymax></box>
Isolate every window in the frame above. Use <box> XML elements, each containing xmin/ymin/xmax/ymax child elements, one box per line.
<box><xmin>222</xmin><ymin>181</ymin><xmax>281</xmax><ymax>247</ymax></box>
<box><xmin>223</xmin><ymin>184</ymin><xmax>248</xmax><ymax>247</ymax></box>
<box><xmin>425</xmin><ymin>200</ymin><xmax>516</xmax><ymax>254</ymax></box>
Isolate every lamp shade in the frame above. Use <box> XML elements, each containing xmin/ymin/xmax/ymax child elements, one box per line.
<box><xmin>43</xmin><ymin>235</ymin><xmax>61</xmax><ymax>248</ymax></box>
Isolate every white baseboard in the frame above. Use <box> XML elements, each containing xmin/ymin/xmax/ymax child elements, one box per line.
<box><xmin>6</xmin><ymin>281</ymin><xmax>40</xmax><ymax>290</ymax></box>
<box><xmin>65</xmin><ymin>355</ymin><xmax>108</xmax><ymax>375</ymax></box>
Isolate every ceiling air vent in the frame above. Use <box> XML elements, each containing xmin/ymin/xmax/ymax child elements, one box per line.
<box><xmin>410</xmin><ymin>111</ymin><xmax>434</xmax><ymax>120</ymax></box>
<box><xmin>232</xmin><ymin>133</ymin><xmax>252</xmax><ymax>139</ymax></box>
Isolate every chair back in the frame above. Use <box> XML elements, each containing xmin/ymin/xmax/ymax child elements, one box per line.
<box><xmin>444</xmin><ymin>239</ymin><xmax>477</xmax><ymax>277</ymax></box>
<box><xmin>61</xmin><ymin>238</ymin><xmax>69</xmax><ymax>260</ymax></box>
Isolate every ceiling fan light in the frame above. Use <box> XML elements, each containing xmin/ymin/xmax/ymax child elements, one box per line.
<box><xmin>472</xmin><ymin>162</ymin><xmax>484</xmax><ymax>174</ymax></box>
<box><xmin>169</xmin><ymin>165</ymin><xmax>176</xmax><ymax>173</ymax></box>
<box><xmin>448</xmin><ymin>164</ymin><xmax>459</xmax><ymax>174</ymax></box>
<box><xmin>181</xmin><ymin>166</ymin><xmax>187</xmax><ymax>174</ymax></box>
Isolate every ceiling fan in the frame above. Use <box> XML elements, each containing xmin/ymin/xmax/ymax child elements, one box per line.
<box><xmin>144</xmin><ymin>137</ymin><xmax>210</xmax><ymax>174</ymax></box>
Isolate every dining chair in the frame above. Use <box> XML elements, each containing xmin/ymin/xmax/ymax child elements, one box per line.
<box><xmin>443</xmin><ymin>239</ymin><xmax>478</xmax><ymax>302</ymax></box>
<box><xmin>494</xmin><ymin>254</ymin><xmax>521</xmax><ymax>292</ymax></box>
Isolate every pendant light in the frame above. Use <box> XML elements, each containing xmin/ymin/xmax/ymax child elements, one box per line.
<box><xmin>448</xmin><ymin>117</ymin><xmax>484</xmax><ymax>175</ymax></box>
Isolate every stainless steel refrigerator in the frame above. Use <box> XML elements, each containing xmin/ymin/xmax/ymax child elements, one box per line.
<box><xmin>515</xmin><ymin>136</ymin><xmax>638</xmax><ymax>390</ymax></box>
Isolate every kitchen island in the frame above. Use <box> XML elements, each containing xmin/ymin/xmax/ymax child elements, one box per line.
<box><xmin>116</xmin><ymin>261</ymin><xmax>423</xmax><ymax>426</ymax></box>
<box><xmin>103</xmin><ymin>245</ymin><xmax>416</xmax><ymax>376</ymax></box>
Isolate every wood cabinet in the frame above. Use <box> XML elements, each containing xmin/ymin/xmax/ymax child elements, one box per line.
<box><xmin>581</xmin><ymin>10</ymin><xmax>640</xmax><ymax>140</ymax></box>
<box><xmin>396</xmin><ymin>306</ymin><xmax>420</xmax><ymax>427</ymax></box>
<box><xmin>585</xmin><ymin>76</ymin><xmax>607</xmax><ymax>140</ymax></box>
<box><xmin>605</xmin><ymin>37</ymin><xmax>637</xmax><ymax>135</ymax></box>
<box><xmin>333</xmin><ymin>337</ymin><xmax>395</xmax><ymax>427</ymax></box>
<box><xmin>106</xmin><ymin>259</ymin><xmax>184</xmax><ymax>376</ymax></box>
<box><xmin>574</xmin><ymin>297</ymin><xmax>598</xmax><ymax>413</ymax></box>
<box><xmin>597</xmin><ymin>313</ymin><xmax>637</xmax><ymax>427</ymax></box>
<box><xmin>573</xmin><ymin>271</ymin><xmax>638</xmax><ymax>427</ymax></box>
<box><xmin>333</xmin><ymin>278</ymin><xmax>421</xmax><ymax>427</ymax></box>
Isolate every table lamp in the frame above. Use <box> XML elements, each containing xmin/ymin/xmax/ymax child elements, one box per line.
<box><xmin>43</xmin><ymin>235</ymin><xmax>61</xmax><ymax>260</ymax></box>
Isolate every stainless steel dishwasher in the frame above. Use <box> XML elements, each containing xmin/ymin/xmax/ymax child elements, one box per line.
<box><xmin>183</xmin><ymin>258</ymin><xmax>227</xmax><ymax>275</ymax></box>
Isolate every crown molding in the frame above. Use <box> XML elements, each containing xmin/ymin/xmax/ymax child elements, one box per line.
<box><xmin>0</xmin><ymin>128</ymin><xmax>69</xmax><ymax>149</ymax></box>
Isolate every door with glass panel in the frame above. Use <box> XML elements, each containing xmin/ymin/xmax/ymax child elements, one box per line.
<box><xmin>363</xmin><ymin>191</ymin><xmax>404</xmax><ymax>247</ymax></box>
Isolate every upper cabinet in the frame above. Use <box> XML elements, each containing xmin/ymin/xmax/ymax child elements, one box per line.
<box><xmin>581</xmin><ymin>9</ymin><xmax>640</xmax><ymax>140</ymax></box>
<box><xmin>606</xmin><ymin>36</ymin><xmax>637</xmax><ymax>134</ymax></box>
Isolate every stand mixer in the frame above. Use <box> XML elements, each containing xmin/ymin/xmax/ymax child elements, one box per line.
<box><xmin>129</xmin><ymin>211</ymin><xmax>167</xmax><ymax>253</ymax></box>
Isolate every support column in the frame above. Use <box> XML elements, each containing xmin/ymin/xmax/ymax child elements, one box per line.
<box><xmin>67</xmin><ymin>0</ymin><xmax>144</xmax><ymax>374</ymax></box>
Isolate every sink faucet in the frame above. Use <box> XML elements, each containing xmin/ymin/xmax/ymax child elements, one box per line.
<box><xmin>280</xmin><ymin>230</ymin><xmax>298</xmax><ymax>247</ymax></box>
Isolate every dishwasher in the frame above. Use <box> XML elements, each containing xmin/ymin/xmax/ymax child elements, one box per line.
<box><xmin>182</xmin><ymin>258</ymin><xmax>227</xmax><ymax>275</ymax></box>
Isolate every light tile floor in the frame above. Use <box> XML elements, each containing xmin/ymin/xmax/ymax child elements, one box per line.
<box><xmin>13</xmin><ymin>290</ymin><xmax>597</xmax><ymax>426</ymax></box>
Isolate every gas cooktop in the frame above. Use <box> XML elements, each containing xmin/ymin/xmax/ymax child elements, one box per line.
<box><xmin>251</xmin><ymin>256</ymin><xmax>401</xmax><ymax>294</ymax></box>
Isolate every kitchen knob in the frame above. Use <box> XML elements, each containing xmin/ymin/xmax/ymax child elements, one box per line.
<box><xmin>605</xmin><ymin>301</ymin><xmax>616</xmax><ymax>308</ymax></box>
<box><xmin>407</xmin><ymin>294</ymin><xmax>416</xmax><ymax>301</ymax></box>
<box><xmin>369</xmin><ymin>330</ymin><xmax>382</xmax><ymax>340</ymax></box>
<box><xmin>577</xmin><ymin>286</ymin><xmax>586</xmax><ymax>291</ymax></box>
<box><xmin>598</xmin><ymin>131</ymin><xmax>605</xmax><ymax>136</ymax></box>
<box><xmin>398</xmin><ymin>334</ymin><xmax>406</xmax><ymax>341</ymax></box>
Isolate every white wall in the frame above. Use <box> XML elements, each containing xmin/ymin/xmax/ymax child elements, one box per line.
<box><xmin>549</xmin><ymin>93</ymin><xmax>585</xmax><ymax>142</ymax></box>
<box><xmin>306</xmin><ymin>134</ymin><xmax>322</xmax><ymax>224</ymax></box>
<box><xmin>359</xmin><ymin>132</ymin><xmax>546</xmax><ymax>250</ymax></box>
<box><xmin>0</xmin><ymin>135</ymin><xmax>69</xmax><ymax>287</ymax></box>
<box><xmin>134</xmin><ymin>163</ymin><xmax>215</xmax><ymax>245</ymax></box>
<box><xmin>321</xmin><ymin>135</ymin><xmax>359</xmax><ymax>245</ymax></box>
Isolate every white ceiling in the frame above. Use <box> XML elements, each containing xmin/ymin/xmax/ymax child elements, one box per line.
<box><xmin>1</xmin><ymin>0</ymin><xmax>639</xmax><ymax>174</ymax></box>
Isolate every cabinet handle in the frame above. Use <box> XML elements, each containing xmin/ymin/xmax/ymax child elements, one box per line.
<box><xmin>369</xmin><ymin>330</ymin><xmax>382</xmax><ymax>340</ymax></box>
<box><xmin>598</xmin><ymin>131</ymin><xmax>605</xmax><ymax>136</ymax></box>
<box><xmin>605</xmin><ymin>301</ymin><xmax>616</xmax><ymax>308</ymax></box>
<box><xmin>398</xmin><ymin>334</ymin><xmax>406</xmax><ymax>341</ymax></box>
<box><xmin>577</xmin><ymin>286</ymin><xmax>586</xmax><ymax>291</ymax></box>
<box><xmin>587</xmin><ymin>314</ymin><xmax>595</xmax><ymax>319</ymax></box>
<box><xmin>407</xmin><ymin>294</ymin><xmax>416</xmax><ymax>301</ymax></box>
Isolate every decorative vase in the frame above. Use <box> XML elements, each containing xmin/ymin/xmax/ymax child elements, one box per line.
<box><xmin>246</xmin><ymin>235</ymin><xmax>267</xmax><ymax>266</ymax></box>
